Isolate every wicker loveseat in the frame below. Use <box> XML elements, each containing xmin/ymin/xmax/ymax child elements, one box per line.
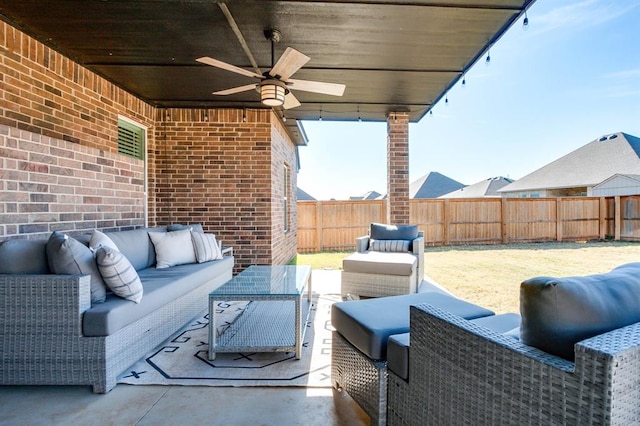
<box><xmin>0</xmin><ymin>225</ymin><xmax>233</xmax><ymax>393</ymax></box>
<box><xmin>388</xmin><ymin>264</ymin><xmax>640</xmax><ymax>425</ymax></box>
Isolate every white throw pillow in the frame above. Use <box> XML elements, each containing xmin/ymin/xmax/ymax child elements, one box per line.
<box><xmin>148</xmin><ymin>229</ymin><xmax>197</xmax><ymax>269</ymax></box>
<box><xmin>95</xmin><ymin>246</ymin><xmax>143</xmax><ymax>303</ymax></box>
<box><xmin>191</xmin><ymin>231</ymin><xmax>223</xmax><ymax>263</ymax></box>
<box><xmin>89</xmin><ymin>229</ymin><xmax>118</xmax><ymax>255</ymax></box>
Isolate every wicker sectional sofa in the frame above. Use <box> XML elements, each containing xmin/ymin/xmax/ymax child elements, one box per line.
<box><xmin>387</xmin><ymin>263</ymin><xmax>640</xmax><ymax>425</ymax></box>
<box><xmin>0</xmin><ymin>226</ymin><xmax>233</xmax><ymax>393</ymax></box>
<box><xmin>334</xmin><ymin>263</ymin><xmax>640</xmax><ymax>425</ymax></box>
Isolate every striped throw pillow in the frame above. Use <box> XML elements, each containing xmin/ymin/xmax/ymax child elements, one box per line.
<box><xmin>369</xmin><ymin>239</ymin><xmax>410</xmax><ymax>253</ymax></box>
<box><xmin>191</xmin><ymin>232</ymin><xmax>223</xmax><ymax>263</ymax></box>
<box><xmin>95</xmin><ymin>246</ymin><xmax>143</xmax><ymax>303</ymax></box>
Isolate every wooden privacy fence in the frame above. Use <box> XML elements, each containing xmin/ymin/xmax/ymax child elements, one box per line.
<box><xmin>297</xmin><ymin>196</ymin><xmax>640</xmax><ymax>253</ymax></box>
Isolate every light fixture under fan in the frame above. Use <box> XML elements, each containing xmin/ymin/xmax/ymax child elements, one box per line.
<box><xmin>197</xmin><ymin>29</ymin><xmax>346</xmax><ymax>109</ymax></box>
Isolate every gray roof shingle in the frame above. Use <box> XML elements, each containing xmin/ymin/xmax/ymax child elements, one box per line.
<box><xmin>440</xmin><ymin>176</ymin><xmax>514</xmax><ymax>198</ymax></box>
<box><xmin>500</xmin><ymin>132</ymin><xmax>640</xmax><ymax>193</ymax></box>
<box><xmin>410</xmin><ymin>172</ymin><xmax>465</xmax><ymax>198</ymax></box>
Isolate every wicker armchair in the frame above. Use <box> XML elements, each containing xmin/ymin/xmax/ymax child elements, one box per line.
<box><xmin>341</xmin><ymin>224</ymin><xmax>424</xmax><ymax>299</ymax></box>
<box><xmin>387</xmin><ymin>303</ymin><xmax>640</xmax><ymax>425</ymax></box>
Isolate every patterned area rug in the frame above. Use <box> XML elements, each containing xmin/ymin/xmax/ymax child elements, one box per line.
<box><xmin>118</xmin><ymin>293</ymin><xmax>338</xmax><ymax>388</ymax></box>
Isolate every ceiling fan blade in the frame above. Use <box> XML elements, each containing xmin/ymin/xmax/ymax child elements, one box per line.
<box><xmin>287</xmin><ymin>79</ymin><xmax>346</xmax><ymax>97</ymax></box>
<box><xmin>212</xmin><ymin>84</ymin><xmax>258</xmax><ymax>95</ymax></box>
<box><xmin>269</xmin><ymin>47</ymin><xmax>310</xmax><ymax>80</ymax></box>
<box><xmin>283</xmin><ymin>92</ymin><xmax>301</xmax><ymax>110</ymax></box>
<box><xmin>196</xmin><ymin>56</ymin><xmax>263</xmax><ymax>79</ymax></box>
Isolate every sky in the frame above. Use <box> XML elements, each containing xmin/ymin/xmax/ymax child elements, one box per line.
<box><xmin>296</xmin><ymin>0</ymin><xmax>640</xmax><ymax>201</ymax></box>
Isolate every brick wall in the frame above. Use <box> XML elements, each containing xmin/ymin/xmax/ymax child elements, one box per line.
<box><xmin>0</xmin><ymin>22</ymin><xmax>152</xmax><ymax>240</ymax></box>
<box><xmin>152</xmin><ymin>107</ymin><xmax>297</xmax><ymax>271</ymax></box>
<box><xmin>0</xmin><ymin>20</ymin><xmax>299</xmax><ymax>271</ymax></box>
<box><xmin>0</xmin><ymin>124</ymin><xmax>145</xmax><ymax>239</ymax></box>
<box><xmin>271</xmin><ymin>117</ymin><xmax>298</xmax><ymax>265</ymax></box>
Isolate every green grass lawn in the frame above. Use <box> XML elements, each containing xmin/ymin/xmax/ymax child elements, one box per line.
<box><xmin>293</xmin><ymin>241</ymin><xmax>640</xmax><ymax>314</ymax></box>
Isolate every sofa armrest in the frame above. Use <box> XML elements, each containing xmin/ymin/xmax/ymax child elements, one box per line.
<box><xmin>355</xmin><ymin>235</ymin><xmax>370</xmax><ymax>253</ymax></box>
<box><xmin>0</xmin><ymin>274</ymin><xmax>91</xmax><ymax>336</ymax></box>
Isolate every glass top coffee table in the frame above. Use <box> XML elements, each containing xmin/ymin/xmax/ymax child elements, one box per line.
<box><xmin>208</xmin><ymin>265</ymin><xmax>312</xmax><ymax>361</ymax></box>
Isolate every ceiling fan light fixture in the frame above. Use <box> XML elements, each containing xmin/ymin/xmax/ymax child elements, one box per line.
<box><xmin>260</xmin><ymin>79</ymin><xmax>287</xmax><ymax>107</ymax></box>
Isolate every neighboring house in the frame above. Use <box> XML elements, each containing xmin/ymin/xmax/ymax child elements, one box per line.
<box><xmin>591</xmin><ymin>174</ymin><xmax>640</xmax><ymax>197</ymax></box>
<box><xmin>440</xmin><ymin>176</ymin><xmax>514</xmax><ymax>198</ymax></box>
<box><xmin>297</xmin><ymin>188</ymin><xmax>316</xmax><ymax>201</ymax></box>
<box><xmin>410</xmin><ymin>172</ymin><xmax>465</xmax><ymax>199</ymax></box>
<box><xmin>349</xmin><ymin>190</ymin><xmax>383</xmax><ymax>200</ymax></box>
<box><xmin>499</xmin><ymin>132</ymin><xmax>640</xmax><ymax>198</ymax></box>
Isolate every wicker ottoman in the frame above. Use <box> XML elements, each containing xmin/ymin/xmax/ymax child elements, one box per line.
<box><xmin>341</xmin><ymin>251</ymin><xmax>418</xmax><ymax>299</ymax></box>
<box><xmin>331</xmin><ymin>292</ymin><xmax>494</xmax><ymax>425</ymax></box>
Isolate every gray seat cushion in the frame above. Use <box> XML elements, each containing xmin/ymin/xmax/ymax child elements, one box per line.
<box><xmin>387</xmin><ymin>333</ymin><xmax>410</xmax><ymax>380</ymax></box>
<box><xmin>105</xmin><ymin>227</ymin><xmax>165</xmax><ymax>271</ymax></box>
<box><xmin>82</xmin><ymin>256</ymin><xmax>232</xmax><ymax>336</ymax></box>
<box><xmin>0</xmin><ymin>239</ymin><xmax>49</xmax><ymax>274</ymax></box>
<box><xmin>331</xmin><ymin>292</ymin><xmax>494</xmax><ymax>360</ymax></box>
<box><xmin>387</xmin><ymin>313</ymin><xmax>520</xmax><ymax>380</ymax></box>
<box><xmin>342</xmin><ymin>251</ymin><xmax>416</xmax><ymax>276</ymax></box>
<box><xmin>470</xmin><ymin>312</ymin><xmax>521</xmax><ymax>334</ymax></box>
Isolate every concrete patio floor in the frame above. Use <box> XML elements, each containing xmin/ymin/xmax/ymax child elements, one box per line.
<box><xmin>0</xmin><ymin>270</ymin><xmax>370</xmax><ymax>426</ymax></box>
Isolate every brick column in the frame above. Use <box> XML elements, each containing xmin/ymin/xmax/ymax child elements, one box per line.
<box><xmin>387</xmin><ymin>112</ymin><xmax>410</xmax><ymax>224</ymax></box>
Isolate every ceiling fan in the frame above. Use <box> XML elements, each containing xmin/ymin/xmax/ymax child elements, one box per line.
<box><xmin>197</xmin><ymin>29</ymin><xmax>346</xmax><ymax>109</ymax></box>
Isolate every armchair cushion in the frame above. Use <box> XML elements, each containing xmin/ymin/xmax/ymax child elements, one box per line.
<box><xmin>370</xmin><ymin>223</ymin><xmax>418</xmax><ymax>241</ymax></box>
<box><xmin>343</xmin><ymin>251</ymin><xmax>416</xmax><ymax>276</ymax></box>
<box><xmin>369</xmin><ymin>239</ymin><xmax>410</xmax><ymax>252</ymax></box>
<box><xmin>520</xmin><ymin>262</ymin><xmax>640</xmax><ymax>360</ymax></box>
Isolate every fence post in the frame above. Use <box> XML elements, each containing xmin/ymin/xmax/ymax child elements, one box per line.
<box><xmin>501</xmin><ymin>197</ymin><xmax>508</xmax><ymax>244</ymax></box>
<box><xmin>316</xmin><ymin>201</ymin><xmax>323</xmax><ymax>252</ymax></box>
<box><xmin>556</xmin><ymin>198</ymin><xmax>563</xmax><ymax>242</ymax></box>
<box><xmin>443</xmin><ymin>198</ymin><xmax>450</xmax><ymax>245</ymax></box>
<box><xmin>615</xmin><ymin>196</ymin><xmax>621</xmax><ymax>240</ymax></box>
<box><xmin>599</xmin><ymin>197</ymin><xmax>606</xmax><ymax>239</ymax></box>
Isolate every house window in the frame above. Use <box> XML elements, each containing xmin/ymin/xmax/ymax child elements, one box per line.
<box><xmin>118</xmin><ymin>118</ymin><xmax>145</xmax><ymax>160</ymax></box>
<box><xmin>283</xmin><ymin>164</ymin><xmax>290</xmax><ymax>232</ymax></box>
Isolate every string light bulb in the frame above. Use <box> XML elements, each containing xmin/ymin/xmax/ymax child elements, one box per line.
<box><xmin>445</xmin><ymin>95</ymin><xmax>449</xmax><ymax>105</ymax></box>
<box><xmin>523</xmin><ymin>11</ymin><xmax>529</xmax><ymax>30</ymax></box>
<box><xmin>485</xmin><ymin>49</ymin><xmax>491</xmax><ymax>65</ymax></box>
<box><xmin>462</xmin><ymin>73</ymin><xmax>466</xmax><ymax>87</ymax></box>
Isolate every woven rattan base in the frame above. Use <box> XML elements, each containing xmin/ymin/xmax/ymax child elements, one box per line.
<box><xmin>331</xmin><ymin>331</ymin><xmax>388</xmax><ymax>426</ymax></box>
<box><xmin>387</xmin><ymin>370</ymin><xmax>411</xmax><ymax>425</ymax></box>
<box><xmin>341</xmin><ymin>270</ymin><xmax>417</xmax><ymax>299</ymax></box>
